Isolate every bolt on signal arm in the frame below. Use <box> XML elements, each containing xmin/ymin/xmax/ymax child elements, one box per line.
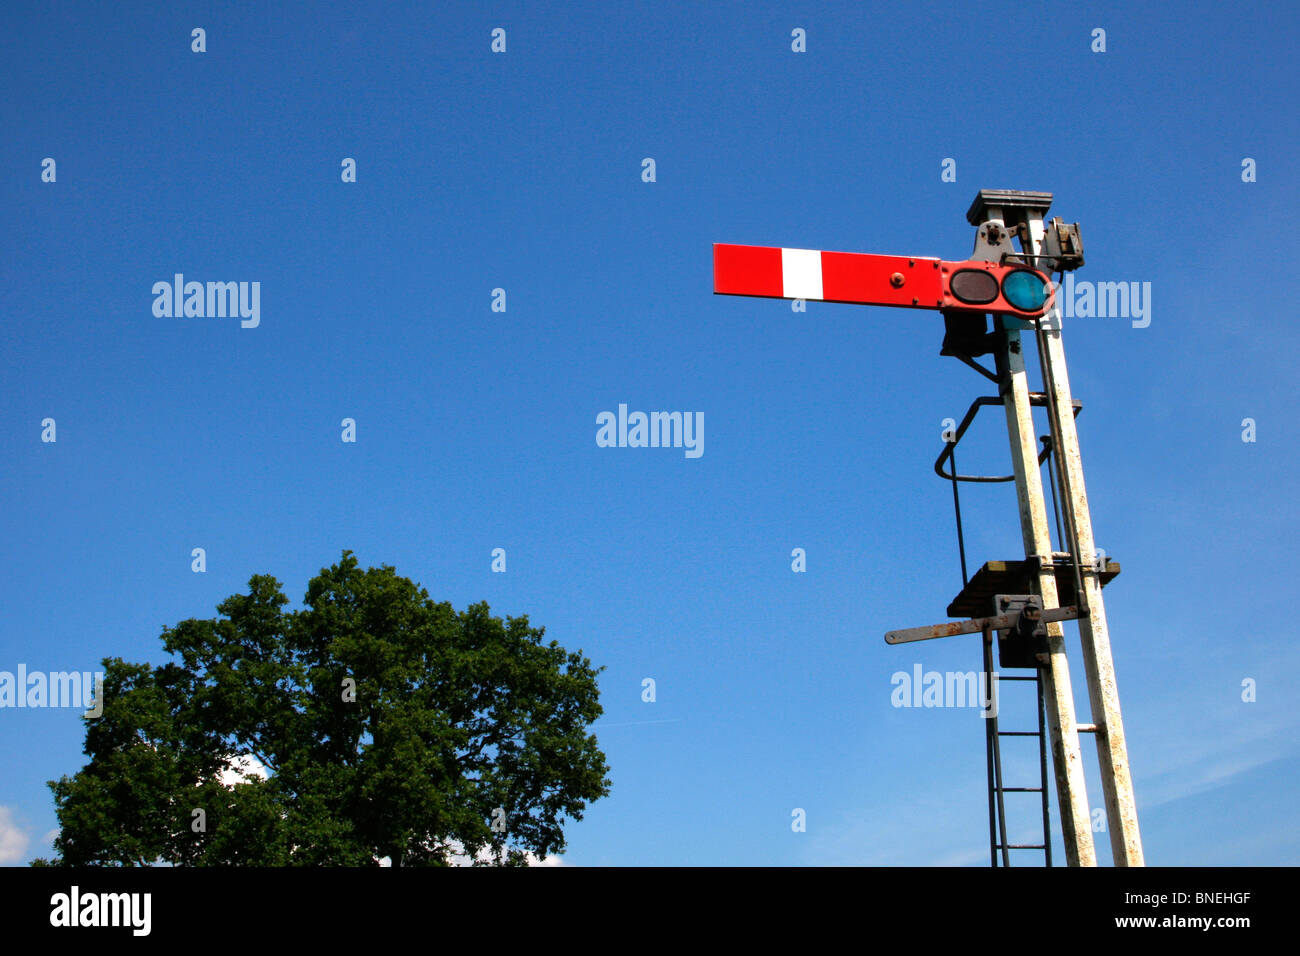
<box><xmin>712</xmin><ymin>243</ymin><xmax>1054</xmax><ymax>318</ymax></box>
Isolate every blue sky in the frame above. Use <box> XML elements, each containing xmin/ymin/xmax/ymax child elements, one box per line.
<box><xmin>1</xmin><ymin>0</ymin><xmax>1297</xmax><ymax>866</ymax></box>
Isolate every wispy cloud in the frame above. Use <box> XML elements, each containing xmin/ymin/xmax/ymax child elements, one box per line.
<box><xmin>801</xmin><ymin>786</ymin><xmax>992</xmax><ymax>866</ymax></box>
<box><xmin>1128</xmin><ymin>668</ymin><xmax>1299</xmax><ymax>810</ymax></box>
<box><xmin>0</xmin><ymin>807</ymin><xmax>31</xmax><ymax>866</ymax></box>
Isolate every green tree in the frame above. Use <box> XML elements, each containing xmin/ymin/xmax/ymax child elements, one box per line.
<box><xmin>45</xmin><ymin>551</ymin><xmax>610</xmax><ymax>866</ymax></box>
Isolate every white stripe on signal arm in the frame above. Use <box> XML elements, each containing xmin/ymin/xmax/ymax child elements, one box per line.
<box><xmin>780</xmin><ymin>248</ymin><xmax>823</xmax><ymax>300</ymax></box>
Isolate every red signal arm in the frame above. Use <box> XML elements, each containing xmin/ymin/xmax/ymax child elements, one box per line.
<box><xmin>713</xmin><ymin>243</ymin><xmax>1052</xmax><ymax>317</ymax></box>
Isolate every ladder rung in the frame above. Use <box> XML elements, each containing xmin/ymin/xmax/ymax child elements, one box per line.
<box><xmin>996</xmin><ymin>787</ymin><xmax>1043</xmax><ymax>793</ymax></box>
<box><xmin>994</xmin><ymin>844</ymin><xmax>1048</xmax><ymax>850</ymax></box>
<box><xmin>1076</xmin><ymin>723</ymin><xmax>1098</xmax><ymax>733</ymax></box>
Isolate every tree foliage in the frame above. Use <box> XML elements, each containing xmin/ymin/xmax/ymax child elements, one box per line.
<box><xmin>46</xmin><ymin>552</ymin><xmax>610</xmax><ymax>865</ymax></box>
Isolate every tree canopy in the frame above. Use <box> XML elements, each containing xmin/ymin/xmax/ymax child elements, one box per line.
<box><xmin>44</xmin><ymin>551</ymin><xmax>610</xmax><ymax>865</ymax></box>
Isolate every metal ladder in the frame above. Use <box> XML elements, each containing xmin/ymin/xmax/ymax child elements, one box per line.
<box><xmin>942</xmin><ymin>430</ymin><xmax>1064</xmax><ymax>866</ymax></box>
<box><xmin>982</xmin><ymin>630</ymin><xmax>1052</xmax><ymax>866</ymax></box>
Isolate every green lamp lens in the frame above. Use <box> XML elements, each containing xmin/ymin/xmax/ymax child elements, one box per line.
<box><xmin>1002</xmin><ymin>270</ymin><xmax>1047</xmax><ymax>312</ymax></box>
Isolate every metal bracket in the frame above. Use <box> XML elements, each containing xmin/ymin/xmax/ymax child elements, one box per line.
<box><xmin>992</xmin><ymin>594</ymin><xmax>1049</xmax><ymax>668</ymax></box>
<box><xmin>884</xmin><ymin>598</ymin><xmax>1080</xmax><ymax>648</ymax></box>
<box><xmin>970</xmin><ymin>220</ymin><xmax>1020</xmax><ymax>264</ymax></box>
<box><xmin>939</xmin><ymin>311</ymin><xmax>1000</xmax><ymax>382</ymax></box>
<box><xmin>1041</xmin><ymin>217</ymin><xmax>1085</xmax><ymax>272</ymax></box>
